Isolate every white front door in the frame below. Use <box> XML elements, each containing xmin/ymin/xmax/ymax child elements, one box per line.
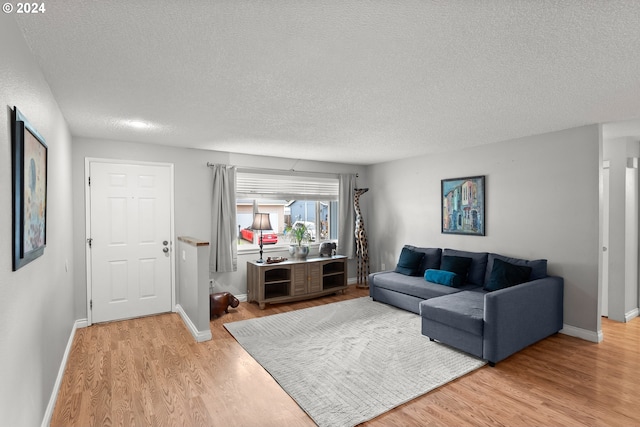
<box><xmin>88</xmin><ymin>161</ymin><xmax>173</xmax><ymax>323</ymax></box>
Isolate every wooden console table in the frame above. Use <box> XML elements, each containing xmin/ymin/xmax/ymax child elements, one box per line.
<box><xmin>247</xmin><ymin>256</ymin><xmax>348</xmax><ymax>309</ymax></box>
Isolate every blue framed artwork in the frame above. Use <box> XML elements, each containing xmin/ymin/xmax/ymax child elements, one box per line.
<box><xmin>441</xmin><ymin>175</ymin><xmax>485</xmax><ymax>236</ymax></box>
<box><xmin>12</xmin><ymin>107</ymin><xmax>48</xmax><ymax>270</ymax></box>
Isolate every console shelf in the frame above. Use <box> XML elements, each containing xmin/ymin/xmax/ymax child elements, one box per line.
<box><xmin>247</xmin><ymin>256</ymin><xmax>348</xmax><ymax>309</ymax></box>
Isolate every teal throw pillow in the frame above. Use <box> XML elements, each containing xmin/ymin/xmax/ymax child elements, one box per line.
<box><xmin>395</xmin><ymin>247</ymin><xmax>425</xmax><ymax>276</ymax></box>
<box><xmin>440</xmin><ymin>255</ymin><xmax>472</xmax><ymax>286</ymax></box>
<box><xmin>484</xmin><ymin>258</ymin><xmax>533</xmax><ymax>292</ymax></box>
<box><xmin>424</xmin><ymin>269</ymin><xmax>458</xmax><ymax>287</ymax></box>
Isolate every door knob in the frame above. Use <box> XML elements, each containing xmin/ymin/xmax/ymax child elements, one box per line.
<box><xmin>163</xmin><ymin>247</ymin><xmax>169</xmax><ymax>253</ymax></box>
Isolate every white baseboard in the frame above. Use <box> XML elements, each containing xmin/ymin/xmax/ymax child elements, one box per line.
<box><xmin>625</xmin><ymin>308</ymin><xmax>639</xmax><ymax>322</ymax></box>
<box><xmin>41</xmin><ymin>318</ymin><xmax>88</xmax><ymax>427</ymax></box>
<box><xmin>560</xmin><ymin>323</ymin><xmax>603</xmax><ymax>343</ymax></box>
<box><xmin>75</xmin><ymin>318</ymin><xmax>89</xmax><ymax>329</ymax></box>
<box><xmin>175</xmin><ymin>304</ymin><xmax>212</xmax><ymax>342</ymax></box>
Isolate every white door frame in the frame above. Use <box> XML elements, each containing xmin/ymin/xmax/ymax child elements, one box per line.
<box><xmin>84</xmin><ymin>157</ymin><xmax>176</xmax><ymax>326</ymax></box>
<box><xmin>600</xmin><ymin>160</ymin><xmax>610</xmax><ymax>317</ymax></box>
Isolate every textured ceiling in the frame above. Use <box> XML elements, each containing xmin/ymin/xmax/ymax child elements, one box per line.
<box><xmin>14</xmin><ymin>0</ymin><xmax>640</xmax><ymax>165</ymax></box>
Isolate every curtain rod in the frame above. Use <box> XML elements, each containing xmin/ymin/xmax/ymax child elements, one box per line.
<box><xmin>206</xmin><ymin>162</ymin><xmax>358</xmax><ymax>178</ymax></box>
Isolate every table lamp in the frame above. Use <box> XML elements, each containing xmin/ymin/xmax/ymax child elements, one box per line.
<box><xmin>251</xmin><ymin>212</ymin><xmax>272</xmax><ymax>263</ymax></box>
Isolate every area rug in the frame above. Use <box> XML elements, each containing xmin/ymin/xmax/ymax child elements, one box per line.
<box><xmin>224</xmin><ymin>297</ymin><xmax>486</xmax><ymax>427</ymax></box>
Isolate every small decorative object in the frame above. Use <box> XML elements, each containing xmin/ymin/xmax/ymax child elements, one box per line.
<box><xmin>12</xmin><ymin>107</ymin><xmax>48</xmax><ymax>271</ymax></box>
<box><xmin>210</xmin><ymin>292</ymin><xmax>240</xmax><ymax>318</ymax></box>
<box><xmin>286</xmin><ymin>222</ymin><xmax>311</xmax><ymax>260</ymax></box>
<box><xmin>251</xmin><ymin>212</ymin><xmax>273</xmax><ymax>263</ymax></box>
<box><xmin>354</xmin><ymin>188</ymin><xmax>370</xmax><ymax>288</ymax></box>
<box><xmin>319</xmin><ymin>241</ymin><xmax>337</xmax><ymax>257</ymax></box>
<box><xmin>441</xmin><ymin>175</ymin><xmax>485</xmax><ymax>236</ymax></box>
<box><xmin>266</xmin><ymin>256</ymin><xmax>287</xmax><ymax>264</ymax></box>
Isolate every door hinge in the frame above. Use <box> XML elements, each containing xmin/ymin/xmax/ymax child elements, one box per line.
<box><xmin>87</xmin><ymin>238</ymin><xmax>93</xmax><ymax>248</ymax></box>
<box><xmin>88</xmin><ymin>176</ymin><xmax>91</xmax><ymax>186</ymax></box>
<box><xmin>90</xmin><ymin>299</ymin><xmax>92</xmax><ymax>310</ymax></box>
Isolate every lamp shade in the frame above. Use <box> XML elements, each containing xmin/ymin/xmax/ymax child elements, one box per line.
<box><xmin>251</xmin><ymin>213</ymin><xmax>272</xmax><ymax>231</ymax></box>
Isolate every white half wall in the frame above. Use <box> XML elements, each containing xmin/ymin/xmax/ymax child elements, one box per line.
<box><xmin>177</xmin><ymin>236</ymin><xmax>211</xmax><ymax>341</ymax></box>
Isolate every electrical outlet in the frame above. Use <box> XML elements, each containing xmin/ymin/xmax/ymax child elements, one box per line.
<box><xmin>381</xmin><ymin>263</ymin><xmax>386</xmax><ymax>270</ymax></box>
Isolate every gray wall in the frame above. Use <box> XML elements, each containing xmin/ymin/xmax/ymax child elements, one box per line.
<box><xmin>366</xmin><ymin>125</ymin><xmax>602</xmax><ymax>336</ymax></box>
<box><xmin>71</xmin><ymin>137</ymin><xmax>368</xmax><ymax>319</ymax></box>
<box><xmin>0</xmin><ymin>16</ymin><xmax>75</xmax><ymax>426</ymax></box>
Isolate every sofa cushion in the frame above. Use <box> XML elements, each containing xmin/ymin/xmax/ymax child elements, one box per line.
<box><xmin>484</xmin><ymin>253</ymin><xmax>547</xmax><ymax>284</ymax></box>
<box><xmin>420</xmin><ymin>291</ymin><xmax>486</xmax><ymax>336</ymax></box>
<box><xmin>442</xmin><ymin>249</ymin><xmax>488</xmax><ymax>286</ymax></box>
<box><xmin>372</xmin><ymin>271</ymin><xmax>474</xmax><ymax>300</ymax></box>
<box><xmin>424</xmin><ymin>269</ymin><xmax>458</xmax><ymax>287</ymax></box>
<box><xmin>404</xmin><ymin>245</ymin><xmax>442</xmax><ymax>273</ymax></box>
<box><xmin>440</xmin><ymin>256</ymin><xmax>472</xmax><ymax>286</ymax></box>
<box><xmin>395</xmin><ymin>247</ymin><xmax>425</xmax><ymax>276</ymax></box>
<box><xmin>484</xmin><ymin>258</ymin><xmax>532</xmax><ymax>292</ymax></box>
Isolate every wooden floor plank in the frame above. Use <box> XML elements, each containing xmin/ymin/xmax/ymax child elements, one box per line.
<box><xmin>51</xmin><ymin>287</ymin><xmax>640</xmax><ymax>426</ymax></box>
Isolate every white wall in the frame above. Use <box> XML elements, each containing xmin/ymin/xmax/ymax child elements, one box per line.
<box><xmin>71</xmin><ymin>137</ymin><xmax>368</xmax><ymax>318</ymax></box>
<box><xmin>367</xmin><ymin>125</ymin><xmax>601</xmax><ymax>336</ymax></box>
<box><xmin>0</xmin><ymin>16</ymin><xmax>75</xmax><ymax>426</ymax></box>
<box><xmin>603</xmin><ymin>137</ymin><xmax>640</xmax><ymax>322</ymax></box>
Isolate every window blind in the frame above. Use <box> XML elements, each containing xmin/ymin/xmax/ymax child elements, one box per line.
<box><xmin>236</xmin><ymin>172</ymin><xmax>339</xmax><ymax>200</ymax></box>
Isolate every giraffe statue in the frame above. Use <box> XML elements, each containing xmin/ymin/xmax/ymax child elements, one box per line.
<box><xmin>354</xmin><ymin>188</ymin><xmax>370</xmax><ymax>288</ymax></box>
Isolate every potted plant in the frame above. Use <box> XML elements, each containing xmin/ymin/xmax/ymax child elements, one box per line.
<box><xmin>286</xmin><ymin>222</ymin><xmax>311</xmax><ymax>259</ymax></box>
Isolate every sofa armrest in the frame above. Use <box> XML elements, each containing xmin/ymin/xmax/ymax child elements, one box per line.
<box><xmin>368</xmin><ymin>271</ymin><xmax>387</xmax><ymax>297</ymax></box>
<box><xmin>483</xmin><ymin>276</ymin><xmax>564</xmax><ymax>364</ymax></box>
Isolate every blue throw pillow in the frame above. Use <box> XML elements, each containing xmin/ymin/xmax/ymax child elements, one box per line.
<box><xmin>440</xmin><ymin>255</ymin><xmax>472</xmax><ymax>286</ymax></box>
<box><xmin>484</xmin><ymin>258</ymin><xmax>533</xmax><ymax>292</ymax></box>
<box><xmin>443</xmin><ymin>249</ymin><xmax>488</xmax><ymax>286</ymax></box>
<box><xmin>395</xmin><ymin>247</ymin><xmax>425</xmax><ymax>276</ymax></box>
<box><xmin>424</xmin><ymin>269</ymin><xmax>458</xmax><ymax>287</ymax></box>
<box><xmin>404</xmin><ymin>245</ymin><xmax>442</xmax><ymax>271</ymax></box>
<box><xmin>484</xmin><ymin>253</ymin><xmax>547</xmax><ymax>284</ymax></box>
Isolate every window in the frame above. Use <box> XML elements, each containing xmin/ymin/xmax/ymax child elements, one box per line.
<box><xmin>236</xmin><ymin>171</ymin><xmax>339</xmax><ymax>249</ymax></box>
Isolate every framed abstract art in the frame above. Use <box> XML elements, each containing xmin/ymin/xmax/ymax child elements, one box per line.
<box><xmin>12</xmin><ymin>107</ymin><xmax>48</xmax><ymax>270</ymax></box>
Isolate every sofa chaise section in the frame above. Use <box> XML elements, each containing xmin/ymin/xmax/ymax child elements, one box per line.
<box><xmin>420</xmin><ymin>276</ymin><xmax>563</xmax><ymax>365</ymax></box>
<box><xmin>369</xmin><ymin>246</ymin><xmax>564</xmax><ymax>365</ymax></box>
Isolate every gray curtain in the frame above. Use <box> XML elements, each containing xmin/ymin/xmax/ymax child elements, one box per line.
<box><xmin>210</xmin><ymin>165</ymin><xmax>238</xmax><ymax>273</ymax></box>
<box><xmin>338</xmin><ymin>173</ymin><xmax>356</xmax><ymax>258</ymax></box>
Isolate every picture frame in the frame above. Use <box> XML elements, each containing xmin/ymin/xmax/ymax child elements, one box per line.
<box><xmin>12</xmin><ymin>107</ymin><xmax>48</xmax><ymax>270</ymax></box>
<box><xmin>441</xmin><ymin>175</ymin><xmax>485</xmax><ymax>236</ymax></box>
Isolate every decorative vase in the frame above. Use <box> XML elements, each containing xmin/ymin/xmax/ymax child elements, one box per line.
<box><xmin>289</xmin><ymin>245</ymin><xmax>309</xmax><ymax>260</ymax></box>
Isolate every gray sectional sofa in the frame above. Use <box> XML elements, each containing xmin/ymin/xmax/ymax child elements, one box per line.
<box><xmin>369</xmin><ymin>245</ymin><xmax>564</xmax><ymax>366</ymax></box>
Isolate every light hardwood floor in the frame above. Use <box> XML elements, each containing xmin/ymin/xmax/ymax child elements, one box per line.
<box><xmin>51</xmin><ymin>286</ymin><xmax>640</xmax><ymax>426</ymax></box>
